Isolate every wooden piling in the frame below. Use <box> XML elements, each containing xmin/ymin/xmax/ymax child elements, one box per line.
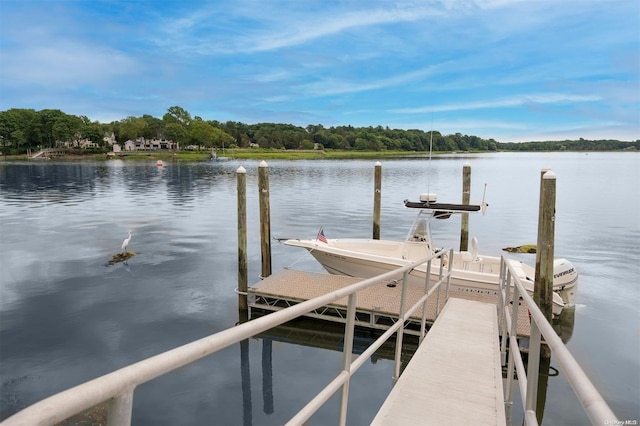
<box><xmin>237</xmin><ymin>166</ymin><xmax>248</xmax><ymax>311</ymax></box>
<box><xmin>460</xmin><ymin>163</ymin><xmax>471</xmax><ymax>252</ymax></box>
<box><xmin>259</xmin><ymin>161</ymin><xmax>272</xmax><ymax>279</ymax></box>
<box><xmin>373</xmin><ymin>161</ymin><xmax>382</xmax><ymax>240</ymax></box>
<box><xmin>534</xmin><ymin>169</ymin><xmax>556</xmax><ymax>323</ymax></box>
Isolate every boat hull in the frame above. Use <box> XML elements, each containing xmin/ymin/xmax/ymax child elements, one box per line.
<box><xmin>285</xmin><ymin>238</ymin><xmax>573</xmax><ymax>316</ymax></box>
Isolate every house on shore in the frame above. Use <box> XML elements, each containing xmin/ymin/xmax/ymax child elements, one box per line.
<box><xmin>56</xmin><ymin>133</ymin><xmax>99</xmax><ymax>149</ymax></box>
<box><xmin>122</xmin><ymin>137</ymin><xmax>178</xmax><ymax>151</ymax></box>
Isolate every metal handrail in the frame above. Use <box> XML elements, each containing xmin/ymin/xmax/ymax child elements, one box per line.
<box><xmin>498</xmin><ymin>256</ymin><xmax>617</xmax><ymax>425</ymax></box>
<box><xmin>2</xmin><ymin>249</ymin><xmax>452</xmax><ymax>426</ymax></box>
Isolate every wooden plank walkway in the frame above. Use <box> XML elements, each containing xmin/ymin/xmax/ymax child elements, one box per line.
<box><xmin>371</xmin><ymin>298</ymin><xmax>507</xmax><ymax>426</ymax></box>
<box><xmin>249</xmin><ymin>269</ymin><xmax>531</xmax><ymax>337</ymax></box>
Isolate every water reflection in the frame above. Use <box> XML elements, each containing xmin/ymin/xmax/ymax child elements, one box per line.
<box><xmin>237</xmin><ymin>314</ymin><xmax>418</xmax><ymax>425</ymax></box>
<box><xmin>0</xmin><ymin>154</ymin><xmax>637</xmax><ymax>424</ymax></box>
<box><xmin>553</xmin><ymin>306</ymin><xmax>576</xmax><ymax>344</ymax></box>
<box><xmin>0</xmin><ymin>162</ymin><xmax>99</xmax><ymax>205</ymax></box>
<box><xmin>240</xmin><ymin>338</ymin><xmax>252</xmax><ymax>426</ymax></box>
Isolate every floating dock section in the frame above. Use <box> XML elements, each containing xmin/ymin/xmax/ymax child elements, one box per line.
<box><xmin>248</xmin><ymin>268</ymin><xmax>531</xmax><ymax>337</ymax></box>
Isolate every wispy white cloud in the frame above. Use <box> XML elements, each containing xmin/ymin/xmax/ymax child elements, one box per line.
<box><xmin>243</xmin><ymin>6</ymin><xmax>443</xmax><ymax>53</ymax></box>
<box><xmin>299</xmin><ymin>66</ymin><xmax>439</xmax><ymax>97</ymax></box>
<box><xmin>253</xmin><ymin>70</ymin><xmax>293</xmax><ymax>83</ymax></box>
<box><xmin>156</xmin><ymin>2</ymin><xmax>451</xmax><ymax>56</ymax></box>
<box><xmin>392</xmin><ymin>94</ymin><xmax>602</xmax><ymax>114</ymax></box>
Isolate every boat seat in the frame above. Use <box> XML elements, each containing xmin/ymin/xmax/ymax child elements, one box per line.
<box><xmin>460</xmin><ymin>237</ymin><xmax>480</xmax><ymax>269</ymax></box>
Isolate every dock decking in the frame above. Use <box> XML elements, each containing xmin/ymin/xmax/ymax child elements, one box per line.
<box><xmin>248</xmin><ymin>268</ymin><xmax>531</xmax><ymax>337</ymax></box>
<box><xmin>371</xmin><ymin>298</ymin><xmax>506</xmax><ymax>426</ymax></box>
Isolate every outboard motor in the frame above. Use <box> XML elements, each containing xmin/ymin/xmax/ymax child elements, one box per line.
<box><xmin>553</xmin><ymin>259</ymin><xmax>578</xmax><ymax>290</ymax></box>
<box><xmin>553</xmin><ymin>259</ymin><xmax>579</xmax><ymax>305</ymax></box>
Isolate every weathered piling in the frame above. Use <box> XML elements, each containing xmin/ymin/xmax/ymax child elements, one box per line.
<box><xmin>535</xmin><ymin>168</ymin><xmax>554</xmax><ymax>422</ymax></box>
<box><xmin>373</xmin><ymin>161</ymin><xmax>382</xmax><ymax>240</ymax></box>
<box><xmin>259</xmin><ymin>161</ymin><xmax>272</xmax><ymax>279</ymax></box>
<box><xmin>460</xmin><ymin>163</ymin><xmax>471</xmax><ymax>252</ymax></box>
<box><xmin>237</xmin><ymin>166</ymin><xmax>248</xmax><ymax>311</ymax></box>
<box><xmin>534</xmin><ymin>169</ymin><xmax>556</xmax><ymax>322</ymax></box>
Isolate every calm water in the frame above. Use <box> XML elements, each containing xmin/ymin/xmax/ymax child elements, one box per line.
<box><xmin>0</xmin><ymin>153</ymin><xmax>638</xmax><ymax>425</ymax></box>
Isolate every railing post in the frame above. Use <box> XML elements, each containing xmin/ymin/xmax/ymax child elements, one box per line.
<box><xmin>258</xmin><ymin>161</ymin><xmax>272</xmax><ymax>279</ymax></box>
<box><xmin>339</xmin><ymin>293</ymin><xmax>357</xmax><ymax>426</ymax></box>
<box><xmin>504</xmin><ymin>274</ymin><xmax>518</xmax><ymax>423</ymax></box>
<box><xmin>393</xmin><ymin>271</ymin><xmax>409</xmax><ymax>382</ymax></box>
<box><xmin>497</xmin><ymin>258</ymin><xmax>505</xmax><ymax>332</ymax></box>
<box><xmin>373</xmin><ymin>161</ymin><xmax>382</xmax><ymax>240</ymax></box>
<box><xmin>498</xmin><ymin>259</ymin><xmax>507</xmax><ymax>365</ymax></box>
<box><xmin>435</xmin><ymin>256</ymin><xmax>445</xmax><ymax>318</ymax></box>
<box><xmin>445</xmin><ymin>248</ymin><xmax>453</xmax><ymax>299</ymax></box>
<box><xmin>107</xmin><ymin>389</ymin><xmax>134</xmax><ymax>426</ymax></box>
<box><xmin>237</xmin><ymin>166</ymin><xmax>248</xmax><ymax>310</ymax></box>
<box><xmin>420</xmin><ymin>260</ymin><xmax>432</xmax><ymax>343</ymax></box>
<box><xmin>525</xmin><ymin>321</ymin><xmax>542</xmax><ymax>419</ymax></box>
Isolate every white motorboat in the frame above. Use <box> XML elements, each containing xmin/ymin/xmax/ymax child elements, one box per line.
<box><xmin>285</xmin><ymin>194</ymin><xmax>578</xmax><ymax>316</ymax></box>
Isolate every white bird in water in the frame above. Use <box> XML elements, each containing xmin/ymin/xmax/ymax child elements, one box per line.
<box><xmin>121</xmin><ymin>230</ymin><xmax>132</xmax><ymax>253</ymax></box>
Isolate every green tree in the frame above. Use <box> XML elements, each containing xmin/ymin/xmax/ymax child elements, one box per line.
<box><xmin>83</xmin><ymin>122</ymin><xmax>105</xmax><ymax>146</ymax></box>
<box><xmin>0</xmin><ymin>108</ymin><xmax>40</xmax><ymax>151</ymax></box>
<box><xmin>141</xmin><ymin>114</ymin><xmax>163</xmax><ymax>139</ymax></box>
<box><xmin>164</xmin><ymin>106</ymin><xmax>192</xmax><ymax>126</ymax></box>
<box><xmin>189</xmin><ymin>119</ymin><xmax>218</xmax><ymax>148</ymax></box>
<box><xmin>300</xmin><ymin>139</ymin><xmax>314</xmax><ymax>150</ymax></box>
<box><xmin>164</xmin><ymin>122</ymin><xmax>188</xmax><ymax>147</ymax></box>
<box><xmin>51</xmin><ymin>114</ymin><xmax>82</xmax><ymax>144</ymax></box>
<box><xmin>119</xmin><ymin>116</ymin><xmax>148</xmax><ymax>142</ymax></box>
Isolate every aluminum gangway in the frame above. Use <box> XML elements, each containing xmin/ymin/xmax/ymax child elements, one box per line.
<box><xmin>372</xmin><ymin>297</ymin><xmax>506</xmax><ymax>425</ymax></box>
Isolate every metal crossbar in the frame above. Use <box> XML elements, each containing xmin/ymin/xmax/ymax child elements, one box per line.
<box><xmin>497</xmin><ymin>257</ymin><xmax>617</xmax><ymax>425</ymax></box>
<box><xmin>2</xmin><ymin>249</ymin><xmax>453</xmax><ymax>426</ymax></box>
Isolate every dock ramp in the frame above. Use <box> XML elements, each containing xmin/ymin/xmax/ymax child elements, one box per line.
<box><xmin>372</xmin><ymin>297</ymin><xmax>506</xmax><ymax>426</ymax></box>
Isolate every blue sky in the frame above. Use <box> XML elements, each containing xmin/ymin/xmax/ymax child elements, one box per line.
<box><xmin>1</xmin><ymin>0</ymin><xmax>638</xmax><ymax>142</ymax></box>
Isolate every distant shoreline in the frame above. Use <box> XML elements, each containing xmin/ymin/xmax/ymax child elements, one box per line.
<box><xmin>0</xmin><ymin>149</ymin><xmax>428</xmax><ymax>162</ymax></box>
<box><xmin>0</xmin><ymin>148</ymin><xmax>637</xmax><ymax>163</ymax></box>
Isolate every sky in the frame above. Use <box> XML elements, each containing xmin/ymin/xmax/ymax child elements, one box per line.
<box><xmin>0</xmin><ymin>0</ymin><xmax>638</xmax><ymax>142</ymax></box>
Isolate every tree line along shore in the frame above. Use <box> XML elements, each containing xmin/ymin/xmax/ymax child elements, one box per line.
<box><xmin>1</xmin><ymin>106</ymin><xmax>637</xmax><ymax>157</ymax></box>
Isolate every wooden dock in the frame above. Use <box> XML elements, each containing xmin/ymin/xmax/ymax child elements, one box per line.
<box><xmin>371</xmin><ymin>298</ymin><xmax>506</xmax><ymax>425</ymax></box>
<box><xmin>248</xmin><ymin>268</ymin><xmax>531</xmax><ymax>337</ymax></box>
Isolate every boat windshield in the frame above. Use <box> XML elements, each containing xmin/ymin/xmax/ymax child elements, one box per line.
<box><xmin>405</xmin><ymin>210</ymin><xmax>434</xmax><ymax>246</ymax></box>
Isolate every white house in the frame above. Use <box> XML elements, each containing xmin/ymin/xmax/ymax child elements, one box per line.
<box><xmin>103</xmin><ymin>132</ymin><xmax>116</xmax><ymax>146</ymax></box>
<box><xmin>125</xmin><ymin>137</ymin><xmax>177</xmax><ymax>151</ymax></box>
